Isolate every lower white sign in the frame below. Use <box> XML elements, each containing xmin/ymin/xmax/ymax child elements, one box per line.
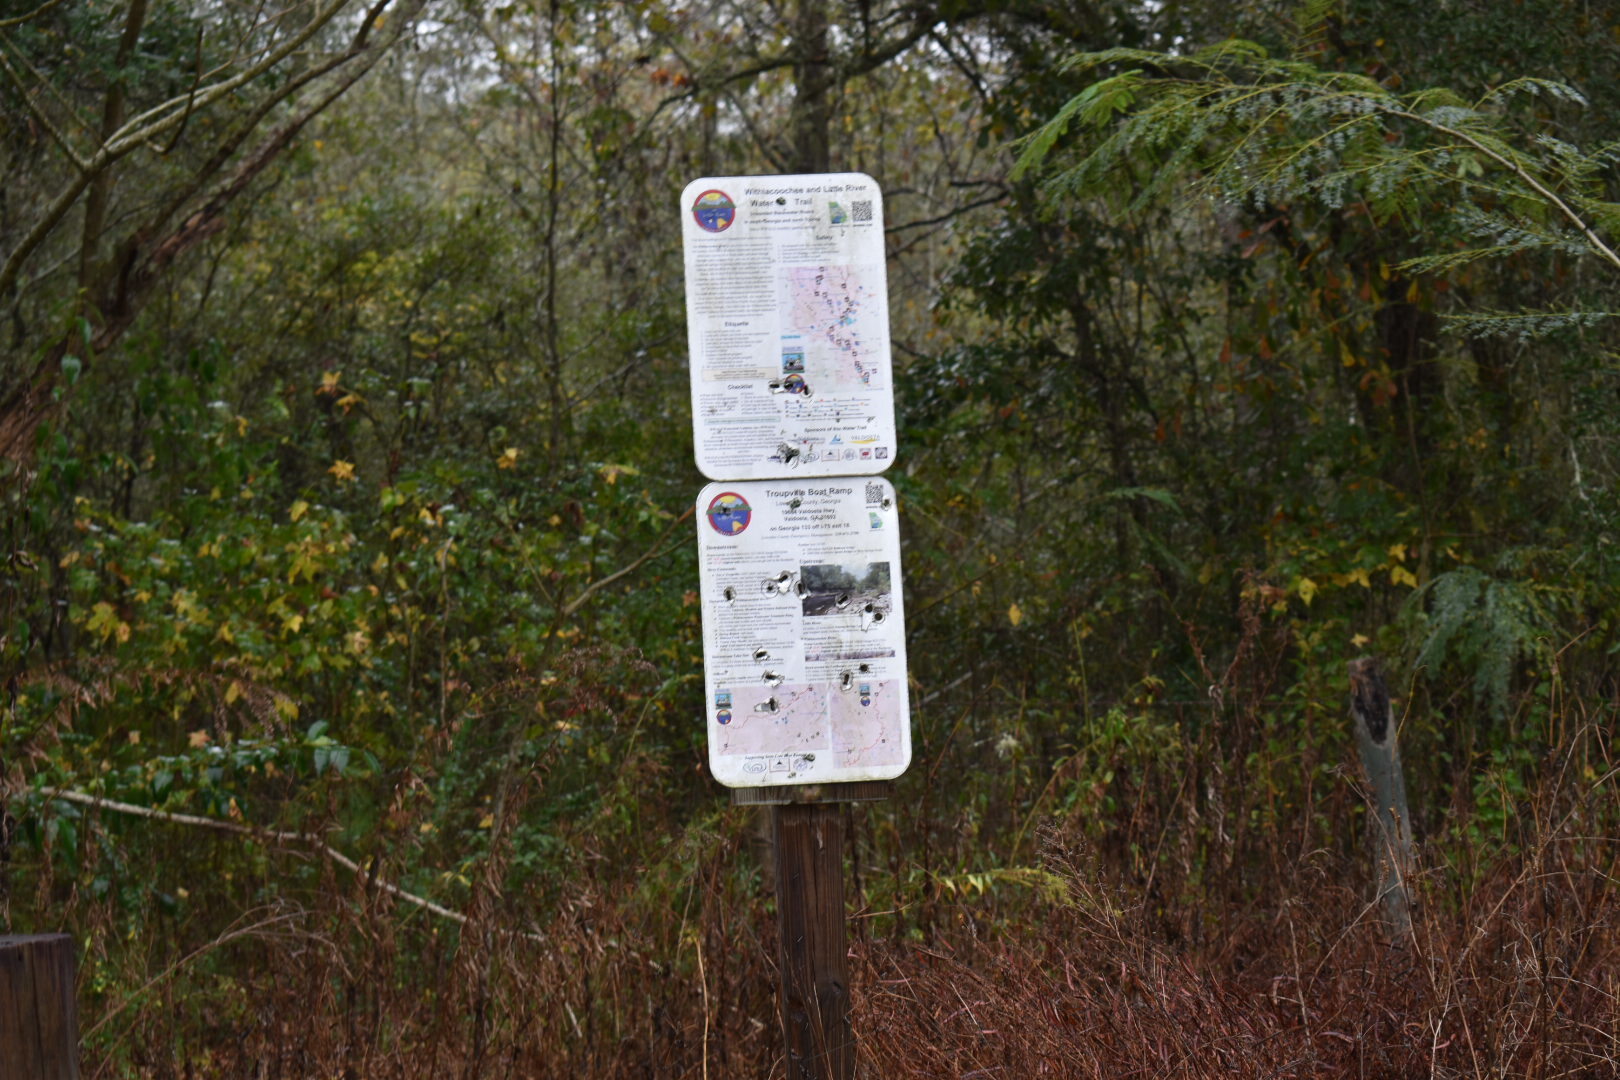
<box><xmin>696</xmin><ymin>478</ymin><xmax>911</xmax><ymax>787</ymax></box>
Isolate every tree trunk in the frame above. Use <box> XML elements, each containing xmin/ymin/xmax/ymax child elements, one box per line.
<box><xmin>791</xmin><ymin>0</ymin><xmax>832</xmax><ymax>173</ymax></box>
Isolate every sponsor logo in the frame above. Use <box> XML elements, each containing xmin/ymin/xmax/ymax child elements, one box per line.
<box><xmin>691</xmin><ymin>189</ymin><xmax>736</xmax><ymax>232</ymax></box>
<box><xmin>705</xmin><ymin>492</ymin><xmax>752</xmax><ymax>535</ymax></box>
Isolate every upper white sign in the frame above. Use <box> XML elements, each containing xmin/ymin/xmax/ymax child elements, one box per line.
<box><xmin>681</xmin><ymin>173</ymin><xmax>896</xmax><ymax>480</ymax></box>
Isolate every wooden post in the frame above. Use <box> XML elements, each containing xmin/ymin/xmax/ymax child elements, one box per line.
<box><xmin>1348</xmin><ymin>657</ymin><xmax>1416</xmax><ymax>944</ymax></box>
<box><xmin>734</xmin><ymin>782</ymin><xmax>886</xmax><ymax>1080</ymax></box>
<box><xmin>774</xmin><ymin>803</ymin><xmax>852</xmax><ymax>1080</ymax></box>
<box><xmin>0</xmin><ymin>934</ymin><xmax>80</xmax><ymax>1080</ymax></box>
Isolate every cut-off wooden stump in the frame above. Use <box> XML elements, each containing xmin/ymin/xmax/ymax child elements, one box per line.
<box><xmin>0</xmin><ymin>934</ymin><xmax>80</xmax><ymax>1080</ymax></box>
<box><xmin>1349</xmin><ymin>657</ymin><xmax>1416</xmax><ymax>945</ymax></box>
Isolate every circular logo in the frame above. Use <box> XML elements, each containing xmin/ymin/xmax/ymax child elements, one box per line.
<box><xmin>691</xmin><ymin>189</ymin><xmax>736</xmax><ymax>233</ymax></box>
<box><xmin>716</xmin><ymin>708</ymin><xmax>732</xmax><ymax>726</ymax></box>
<box><xmin>706</xmin><ymin>491</ymin><xmax>752</xmax><ymax>535</ymax></box>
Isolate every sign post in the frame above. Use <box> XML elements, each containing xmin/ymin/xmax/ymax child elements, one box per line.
<box><xmin>682</xmin><ymin>173</ymin><xmax>908</xmax><ymax>1080</ymax></box>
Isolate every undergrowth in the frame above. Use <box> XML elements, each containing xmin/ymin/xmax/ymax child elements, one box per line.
<box><xmin>10</xmin><ymin>688</ymin><xmax>1616</xmax><ymax>1079</ymax></box>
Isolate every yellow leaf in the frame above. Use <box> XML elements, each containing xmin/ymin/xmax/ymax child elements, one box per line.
<box><xmin>336</xmin><ymin>393</ymin><xmax>361</xmax><ymax>413</ymax></box>
<box><xmin>478</xmin><ymin>814</ymin><xmax>495</xmax><ymax>829</ymax></box>
<box><xmin>1007</xmin><ymin>602</ymin><xmax>1023</xmax><ymax>627</ymax></box>
<box><xmin>225</xmin><ymin>680</ymin><xmax>243</xmax><ymax>705</ymax></box>
<box><xmin>497</xmin><ymin>447</ymin><xmax>520</xmax><ymax>470</ymax></box>
<box><xmin>1351</xmin><ymin>633</ymin><xmax>1371</xmax><ymax>647</ymax></box>
<box><xmin>127</xmin><ymin>730</ymin><xmax>141</xmax><ymax>745</ymax></box>
<box><xmin>1390</xmin><ymin>566</ymin><xmax>1419</xmax><ymax>588</ymax></box>
<box><xmin>319</xmin><ymin>371</ymin><xmax>341</xmax><ymax>394</ymax></box>
<box><xmin>282</xmin><ymin>614</ymin><xmax>304</xmax><ymax>634</ymax></box>
<box><xmin>188</xmin><ymin>730</ymin><xmax>210</xmax><ymax>748</ymax></box>
<box><xmin>327</xmin><ymin>460</ymin><xmax>355</xmax><ymax>482</ymax></box>
<box><xmin>1387</xmin><ymin>543</ymin><xmax>1407</xmax><ymax>562</ymax></box>
<box><xmin>290</xmin><ymin>500</ymin><xmax>309</xmax><ymax>522</ymax></box>
<box><xmin>1295</xmin><ymin>577</ymin><xmax>1318</xmax><ymax>605</ymax></box>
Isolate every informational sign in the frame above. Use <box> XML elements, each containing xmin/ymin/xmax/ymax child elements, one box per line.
<box><xmin>695</xmin><ymin>478</ymin><xmax>911</xmax><ymax>787</ymax></box>
<box><xmin>681</xmin><ymin>173</ymin><xmax>896</xmax><ymax>481</ymax></box>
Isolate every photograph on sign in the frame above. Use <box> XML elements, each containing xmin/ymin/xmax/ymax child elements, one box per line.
<box><xmin>681</xmin><ymin>173</ymin><xmax>897</xmax><ymax>480</ymax></box>
<box><xmin>695</xmin><ymin>478</ymin><xmax>911</xmax><ymax>787</ymax></box>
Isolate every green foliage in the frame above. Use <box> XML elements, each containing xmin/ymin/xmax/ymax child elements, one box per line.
<box><xmin>1018</xmin><ymin>41</ymin><xmax>1620</xmax><ymax>337</ymax></box>
<box><xmin>1410</xmin><ymin>565</ymin><xmax>1551</xmax><ymax>719</ymax></box>
<box><xmin>2</xmin><ymin>0</ymin><xmax>1619</xmax><ymax>1071</ymax></box>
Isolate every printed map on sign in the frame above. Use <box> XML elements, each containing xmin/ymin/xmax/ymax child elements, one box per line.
<box><xmin>780</xmin><ymin>265</ymin><xmax>886</xmax><ymax>393</ymax></box>
<box><xmin>713</xmin><ymin>685</ymin><xmax>829</xmax><ymax>757</ymax></box>
<box><xmin>830</xmin><ymin>680</ymin><xmax>905</xmax><ymax>768</ymax></box>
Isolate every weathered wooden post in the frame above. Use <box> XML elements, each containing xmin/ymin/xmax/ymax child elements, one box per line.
<box><xmin>1348</xmin><ymin>657</ymin><xmax>1416</xmax><ymax>944</ymax></box>
<box><xmin>0</xmin><ymin>934</ymin><xmax>81</xmax><ymax>1080</ymax></box>
<box><xmin>736</xmin><ymin>783</ymin><xmax>889</xmax><ymax>1080</ymax></box>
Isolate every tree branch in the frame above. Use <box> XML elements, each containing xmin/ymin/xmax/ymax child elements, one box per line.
<box><xmin>36</xmin><ymin>786</ymin><xmax>542</xmax><ymax>940</ymax></box>
<box><xmin>0</xmin><ymin>0</ymin><xmax>373</xmax><ymax>301</ymax></box>
<box><xmin>562</xmin><ymin>507</ymin><xmax>694</xmax><ymax>619</ymax></box>
<box><xmin>1376</xmin><ymin>99</ymin><xmax>1620</xmax><ymax>274</ymax></box>
<box><xmin>0</xmin><ymin>0</ymin><xmax>66</xmax><ymax>30</ymax></box>
<box><xmin>105</xmin><ymin>0</ymin><xmax>358</xmax><ymax>156</ymax></box>
<box><xmin>0</xmin><ymin>36</ymin><xmax>87</xmax><ymax>171</ymax></box>
<box><xmin>885</xmin><ymin>190</ymin><xmax>1008</xmax><ymax>234</ymax></box>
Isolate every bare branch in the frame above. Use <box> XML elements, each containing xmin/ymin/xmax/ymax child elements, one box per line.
<box><xmin>36</xmin><ymin>786</ymin><xmax>542</xmax><ymax>940</ymax></box>
<box><xmin>0</xmin><ymin>0</ymin><xmax>66</xmax><ymax>30</ymax></box>
<box><xmin>562</xmin><ymin>507</ymin><xmax>694</xmax><ymax>618</ymax></box>
<box><xmin>885</xmin><ymin>190</ymin><xmax>1008</xmax><ymax>234</ymax></box>
<box><xmin>0</xmin><ymin>36</ymin><xmax>87</xmax><ymax>171</ymax></box>
<box><xmin>106</xmin><ymin>0</ymin><xmax>359</xmax><ymax>156</ymax></box>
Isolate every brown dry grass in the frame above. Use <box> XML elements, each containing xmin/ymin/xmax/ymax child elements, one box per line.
<box><xmin>67</xmin><ymin>720</ymin><xmax>1620</xmax><ymax>1080</ymax></box>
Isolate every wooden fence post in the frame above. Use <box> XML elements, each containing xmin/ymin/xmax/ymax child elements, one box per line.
<box><xmin>1348</xmin><ymin>657</ymin><xmax>1416</xmax><ymax>944</ymax></box>
<box><xmin>0</xmin><ymin>933</ymin><xmax>80</xmax><ymax>1080</ymax></box>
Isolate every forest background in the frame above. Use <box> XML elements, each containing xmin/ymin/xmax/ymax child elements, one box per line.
<box><xmin>3</xmin><ymin>0</ymin><xmax>1620</xmax><ymax>1075</ymax></box>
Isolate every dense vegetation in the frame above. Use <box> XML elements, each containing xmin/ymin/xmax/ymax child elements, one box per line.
<box><xmin>3</xmin><ymin>0</ymin><xmax>1618</xmax><ymax>1075</ymax></box>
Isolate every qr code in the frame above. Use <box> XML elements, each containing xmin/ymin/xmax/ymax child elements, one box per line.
<box><xmin>865</xmin><ymin>481</ymin><xmax>884</xmax><ymax>505</ymax></box>
<box><xmin>851</xmin><ymin>200</ymin><xmax>874</xmax><ymax>223</ymax></box>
